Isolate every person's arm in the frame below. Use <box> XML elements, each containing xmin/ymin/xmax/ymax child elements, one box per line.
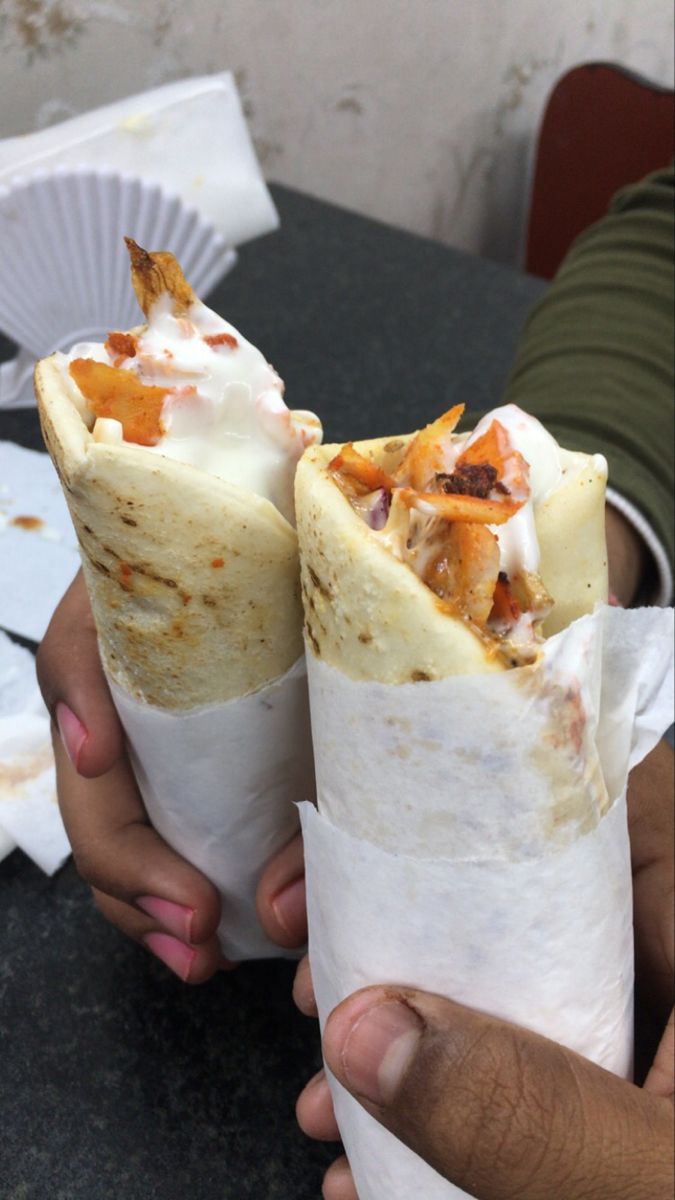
<box><xmin>605</xmin><ymin>503</ymin><xmax>649</xmax><ymax>605</ymax></box>
<box><xmin>499</xmin><ymin>165</ymin><xmax>675</xmax><ymax>605</ymax></box>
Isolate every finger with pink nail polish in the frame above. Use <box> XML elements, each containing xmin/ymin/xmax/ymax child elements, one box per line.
<box><xmin>143</xmin><ymin>932</ymin><xmax>196</xmax><ymax>982</ymax></box>
<box><xmin>55</xmin><ymin>701</ymin><xmax>88</xmax><ymax>771</ymax></box>
<box><xmin>136</xmin><ymin>895</ymin><xmax>195</xmax><ymax>942</ymax></box>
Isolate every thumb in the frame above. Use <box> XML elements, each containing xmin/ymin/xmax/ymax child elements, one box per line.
<box><xmin>322</xmin><ymin>986</ymin><xmax>673</xmax><ymax>1200</ymax></box>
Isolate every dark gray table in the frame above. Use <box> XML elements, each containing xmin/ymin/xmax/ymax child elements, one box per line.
<box><xmin>0</xmin><ymin>184</ymin><xmax>546</xmax><ymax>1200</ymax></box>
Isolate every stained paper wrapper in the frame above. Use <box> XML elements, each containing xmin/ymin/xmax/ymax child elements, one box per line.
<box><xmin>300</xmin><ymin>605</ymin><xmax>674</xmax><ymax>1200</ymax></box>
<box><xmin>112</xmin><ymin>657</ymin><xmax>314</xmax><ymax>962</ymax></box>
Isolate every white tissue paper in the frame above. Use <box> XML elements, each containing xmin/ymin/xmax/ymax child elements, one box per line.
<box><xmin>301</xmin><ymin>605</ymin><xmax>675</xmax><ymax>1200</ymax></box>
<box><xmin>0</xmin><ymin>630</ymin><xmax>70</xmax><ymax>873</ymax></box>
<box><xmin>0</xmin><ymin>73</ymin><xmax>278</xmax><ymax>248</ymax></box>
<box><xmin>0</xmin><ymin>442</ymin><xmax>80</xmax><ymax>642</ymax></box>
<box><xmin>111</xmin><ymin>657</ymin><xmax>314</xmax><ymax>962</ymax></box>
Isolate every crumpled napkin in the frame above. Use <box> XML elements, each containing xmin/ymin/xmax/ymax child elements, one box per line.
<box><xmin>0</xmin><ymin>630</ymin><xmax>70</xmax><ymax>873</ymax></box>
<box><xmin>0</xmin><ymin>441</ymin><xmax>80</xmax><ymax>643</ymax></box>
<box><xmin>0</xmin><ymin>72</ymin><xmax>278</xmax><ymax>248</ymax></box>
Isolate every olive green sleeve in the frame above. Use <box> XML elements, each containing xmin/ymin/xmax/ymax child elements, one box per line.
<box><xmin>477</xmin><ymin>166</ymin><xmax>674</xmax><ymax>596</ymax></box>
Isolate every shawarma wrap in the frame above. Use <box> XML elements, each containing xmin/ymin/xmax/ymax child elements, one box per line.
<box><xmin>36</xmin><ymin>242</ymin><xmax>321</xmax><ymax>960</ymax></box>
<box><xmin>37</xmin><ymin>241</ymin><xmax>320</xmax><ymax>708</ymax></box>
<box><xmin>295</xmin><ymin>405</ymin><xmax>674</xmax><ymax>1199</ymax></box>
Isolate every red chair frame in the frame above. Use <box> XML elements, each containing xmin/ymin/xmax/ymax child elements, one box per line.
<box><xmin>525</xmin><ymin>62</ymin><xmax>674</xmax><ymax>279</ymax></box>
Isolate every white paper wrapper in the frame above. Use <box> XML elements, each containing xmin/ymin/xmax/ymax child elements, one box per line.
<box><xmin>0</xmin><ymin>630</ymin><xmax>70</xmax><ymax>873</ymax></box>
<box><xmin>301</xmin><ymin>605</ymin><xmax>674</xmax><ymax>1200</ymax></box>
<box><xmin>111</xmin><ymin>657</ymin><xmax>314</xmax><ymax>961</ymax></box>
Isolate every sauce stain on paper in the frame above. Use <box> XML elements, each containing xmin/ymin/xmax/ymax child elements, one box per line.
<box><xmin>9</xmin><ymin>514</ymin><xmax>43</xmax><ymax>530</ymax></box>
<box><xmin>0</xmin><ymin>746</ymin><xmax>55</xmax><ymax>801</ymax></box>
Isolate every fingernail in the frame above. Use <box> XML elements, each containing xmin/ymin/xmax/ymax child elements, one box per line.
<box><xmin>55</xmin><ymin>702</ymin><xmax>87</xmax><ymax>771</ymax></box>
<box><xmin>304</xmin><ymin>1068</ymin><xmax>326</xmax><ymax>1091</ymax></box>
<box><xmin>293</xmin><ymin>960</ymin><xmax>316</xmax><ymax>1017</ymax></box>
<box><xmin>143</xmin><ymin>932</ymin><xmax>196</xmax><ymax>982</ymax></box>
<box><xmin>338</xmin><ymin>1000</ymin><xmax>424</xmax><ymax>1106</ymax></box>
<box><xmin>326</xmin><ymin>1159</ymin><xmax>353</xmax><ymax>1186</ymax></box>
<box><xmin>272</xmin><ymin>876</ymin><xmax>307</xmax><ymax>940</ymax></box>
<box><xmin>136</xmin><ymin>895</ymin><xmax>194</xmax><ymax>942</ymax></box>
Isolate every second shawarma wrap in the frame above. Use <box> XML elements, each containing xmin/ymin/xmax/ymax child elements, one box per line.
<box><xmin>293</xmin><ymin>406</ymin><xmax>675</xmax><ymax>1200</ymax></box>
<box><xmin>36</xmin><ymin>242</ymin><xmax>321</xmax><ymax>959</ymax></box>
<box><xmin>296</xmin><ymin>403</ymin><xmax>609</xmax><ymax>852</ymax></box>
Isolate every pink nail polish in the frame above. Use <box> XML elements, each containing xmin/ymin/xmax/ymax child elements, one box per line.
<box><xmin>271</xmin><ymin>876</ymin><xmax>307</xmax><ymax>941</ymax></box>
<box><xmin>143</xmin><ymin>932</ymin><xmax>196</xmax><ymax>982</ymax></box>
<box><xmin>136</xmin><ymin>896</ymin><xmax>194</xmax><ymax>942</ymax></box>
<box><xmin>55</xmin><ymin>702</ymin><xmax>87</xmax><ymax>771</ymax></box>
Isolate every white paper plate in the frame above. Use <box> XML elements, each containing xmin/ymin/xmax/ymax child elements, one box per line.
<box><xmin>0</xmin><ymin>167</ymin><xmax>236</xmax><ymax>363</ymax></box>
<box><xmin>0</xmin><ymin>347</ymin><xmax>35</xmax><ymax>409</ymax></box>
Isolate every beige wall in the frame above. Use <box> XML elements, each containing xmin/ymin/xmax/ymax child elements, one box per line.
<box><xmin>1</xmin><ymin>0</ymin><xmax>673</xmax><ymax>262</ymax></box>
